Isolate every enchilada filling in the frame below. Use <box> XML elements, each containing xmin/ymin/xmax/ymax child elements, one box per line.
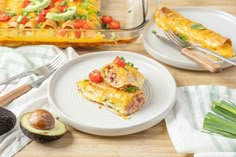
<box><xmin>101</xmin><ymin>61</ymin><xmax>145</xmax><ymax>89</ymax></box>
<box><xmin>77</xmin><ymin>80</ymin><xmax>146</xmax><ymax>116</ymax></box>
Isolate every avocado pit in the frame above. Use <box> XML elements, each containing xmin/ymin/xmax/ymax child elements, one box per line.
<box><xmin>20</xmin><ymin>109</ymin><xmax>67</xmax><ymax>143</ymax></box>
<box><xmin>28</xmin><ymin>109</ymin><xmax>55</xmax><ymax>130</ymax></box>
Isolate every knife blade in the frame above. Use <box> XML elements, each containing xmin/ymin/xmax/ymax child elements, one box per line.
<box><xmin>152</xmin><ymin>30</ymin><xmax>221</xmax><ymax>73</ymax></box>
<box><xmin>0</xmin><ymin>72</ymin><xmax>53</xmax><ymax>107</ymax></box>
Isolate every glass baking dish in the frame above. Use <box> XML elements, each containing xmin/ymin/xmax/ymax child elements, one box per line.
<box><xmin>0</xmin><ymin>0</ymin><xmax>158</xmax><ymax>48</ymax></box>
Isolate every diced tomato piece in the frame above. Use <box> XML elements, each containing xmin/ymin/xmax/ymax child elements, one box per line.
<box><xmin>56</xmin><ymin>29</ymin><xmax>67</xmax><ymax>37</ymax></box>
<box><xmin>74</xmin><ymin>30</ymin><xmax>81</xmax><ymax>38</ymax></box>
<box><xmin>73</xmin><ymin>19</ymin><xmax>90</xmax><ymax>29</ymax></box>
<box><xmin>45</xmin><ymin>1</ymin><xmax>54</xmax><ymax>10</ymax></box>
<box><xmin>101</xmin><ymin>16</ymin><xmax>113</xmax><ymax>24</ymax></box>
<box><xmin>35</xmin><ymin>14</ymin><xmax>46</xmax><ymax>23</ymax></box>
<box><xmin>40</xmin><ymin>9</ymin><xmax>50</xmax><ymax>16</ymax></box>
<box><xmin>113</xmin><ymin>56</ymin><xmax>126</xmax><ymax>67</ymax></box>
<box><xmin>82</xmin><ymin>23</ymin><xmax>90</xmax><ymax>29</ymax></box>
<box><xmin>20</xmin><ymin>16</ymin><xmax>29</xmax><ymax>24</ymax></box>
<box><xmin>58</xmin><ymin>5</ymin><xmax>67</xmax><ymax>13</ymax></box>
<box><xmin>108</xmin><ymin>20</ymin><xmax>120</xmax><ymax>29</ymax></box>
<box><xmin>73</xmin><ymin>19</ymin><xmax>86</xmax><ymax>29</ymax></box>
<box><xmin>22</xmin><ymin>0</ymin><xmax>30</xmax><ymax>8</ymax></box>
<box><xmin>51</xmin><ymin>0</ymin><xmax>58</xmax><ymax>3</ymax></box>
<box><xmin>0</xmin><ymin>12</ymin><xmax>11</xmax><ymax>22</ymax></box>
<box><xmin>89</xmin><ymin>70</ymin><xmax>103</xmax><ymax>83</ymax></box>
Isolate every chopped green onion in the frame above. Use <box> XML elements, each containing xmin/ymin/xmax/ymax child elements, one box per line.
<box><xmin>212</xmin><ymin>100</ymin><xmax>236</xmax><ymax>123</ymax></box>
<box><xmin>176</xmin><ymin>33</ymin><xmax>188</xmax><ymax>41</ymax></box>
<box><xmin>37</xmin><ymin>22</ymin><xmax>43</xmax><ymax>28</ymax></box>
<box><xmin>7</xmin><ymin>12</ymin><xmax>16</xmax><ymax>17</ymax></box>
<box><xmin>16</xmin><ymin>15</ymin><xmax>23</xmax><ymax>23</ymax></box>
<box><xmin>60</xmin><ymin>1</ymin><xmax>67</xmax><ymax>6</ymax></box>
<box><xmin>96</xmin><ymin>11</ymin><xmax>101</xmax><ymax>16</ymax></box>
<box><xmin>125</xmin><ymin>86</ymin><xmax>139</xmax><ymax>93</ymax></box>
<box><xmin>203</xmin><ymin>112</ymin><xmax>236</xmax><ymax>138</ymax></box>
<box><xmin>191</xmin><ymin>23</ymin><xmax>206</xmax><ymax>30</ymax></box>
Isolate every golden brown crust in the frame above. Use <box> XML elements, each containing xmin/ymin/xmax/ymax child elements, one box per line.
<box><xmin>41</xmin><ymin>20</ymin><xmax>58</xmax><ymax>29</ymax></box>
<box><xmin>62</xmin><ymin>20</ymin><xmax>74</xmax><ymax>29</ymax></box>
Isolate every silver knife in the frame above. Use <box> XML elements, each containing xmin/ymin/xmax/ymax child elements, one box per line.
<box><xmin>0</xmin><ymin>72</ymin><xmax>53</xmax><ymax>107</ymax></box>
<box><xmin>152</xmin><ymin>30</ymin><xmax>221</xmax><ymax>73</ymax></box>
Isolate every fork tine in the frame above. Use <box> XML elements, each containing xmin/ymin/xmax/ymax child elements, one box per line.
<box><xmin>48</xmin><ymin>52</ymin><xmax>65</xmax><ymax>65</ymax></box>
<box><xmin>167</xmin><ymin>30</ymin><xmax>186</xmax><ymax>44</ymax></box>
<box><xmin>47</xmin><ymin>53</ymin><xmax>67</xmax><ymax>71</ymax></box>
<box><xmin>164</xmin><ymin>31</ymin><xmax>182</xmax><ymax>46</ymax></box>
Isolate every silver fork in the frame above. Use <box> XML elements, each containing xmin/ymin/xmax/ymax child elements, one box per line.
<box><xmin>165</xmin><ymin>30</ymin><xmax>236</xmax><ymax>66</ymax></box>
<box><xmin>0</xmin><ymin>52</ymin><xmax>67</xmax><ymax>85</ymax></box>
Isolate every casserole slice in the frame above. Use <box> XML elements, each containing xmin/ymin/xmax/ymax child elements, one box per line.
<box><xmin>77</xmin><ymin>80</ymin><xmax>146</xmax><ymax>117</ymax></box>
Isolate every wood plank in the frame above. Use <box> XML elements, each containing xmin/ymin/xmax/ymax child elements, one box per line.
<box><xmin>14</xmin><ymin>0</ymin><xmax>236</xmax><ymax>156</ymax></box>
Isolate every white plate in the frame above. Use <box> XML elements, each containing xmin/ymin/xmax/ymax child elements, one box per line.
<box><xmin>48</xmin><ymin>51</ymin><xmax>176</xmax><ymax>136</ymax></box>
<box><xmin>143</xmin><ymin>7</ymin><xmax>236</xmax><ymax>71</ymax></box>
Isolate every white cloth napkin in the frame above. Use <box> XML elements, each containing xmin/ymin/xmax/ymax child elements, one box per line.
<box><xmin>165</xmin><ymin>86</ymin><xmax>236</xmax><ymax>157</ymax></box>
<box><xmin>0</xmin><ymin>45</ymin><xmax>78</xmax><ymax>157</ymax></box>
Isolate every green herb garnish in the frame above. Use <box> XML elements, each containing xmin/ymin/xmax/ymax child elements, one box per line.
<box><xmin>125</xmin><ymin>86</ymin><xmax>139</xmax><ymax>93</ymax></box>
<box><xmin>60</xmin><ymin>1</ymin><xmax>67</xmax><ymax>6</ymax></box>
<box><xmin>96</xmin><ymin>11</ymin><xmax>101</xmax><ymax>16</ymax></box>
<box><xmin>37</xmin><ymin>22</ymin><xmax>43</xmax><ymax>28</ymax></box>
<box><xmin>176</xmin><ymin>33</ymin><xmax>188</xmax><ymax>41</ymax></box>
<box><xmin>6</xmin><ymin>12</ymin><xmax>16</xmax><ymax>17</ymax></box>
<box><xmin>119</xmin><ymin>56</ymin><xmax>138</xmax><ymax>69</ymax></box>
<box><xmin>191</xmin><ymin>23</ymin><xmax>206</xmax><ymax>30</ymax></box>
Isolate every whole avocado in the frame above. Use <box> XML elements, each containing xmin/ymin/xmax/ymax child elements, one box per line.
<box><xmin>0</xmin><ymin>107</ymin><xmax>16</xmax><ymax>136</ymax></box>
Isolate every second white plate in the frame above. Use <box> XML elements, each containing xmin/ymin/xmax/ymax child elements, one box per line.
<box><xmin>143</xmin><ymin>7</ymin><xmax>236</xmax><ymax>71</ymax></box>
<box><xmin>48</xmin><ymin>51</ymin><xmax>176</xmax><ymax>136</ymax></box>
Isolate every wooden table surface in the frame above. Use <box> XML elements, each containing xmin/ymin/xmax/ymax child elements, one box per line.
<box><xmin>15</xmin><ymin>0</ymin><xmax>236</xmax><ymax>157</ymax></box>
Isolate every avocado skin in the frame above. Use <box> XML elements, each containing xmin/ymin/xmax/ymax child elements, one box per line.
<box><xmin>0</xmin><ymin>107</ymin><xmax>16</xmax><ymax>136</ymax></box>
<box><xmin>20</xmin><ymin>123</ymin><xmax>66</xmax><ymax>143</ymax></box>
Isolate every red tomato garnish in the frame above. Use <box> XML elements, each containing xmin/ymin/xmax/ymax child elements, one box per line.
<box><xmin>22</xmin><ymin>0</ymin><xmax>30</xmax><ymax>8</ymax></box>
<box><xmin>73</xmin><ymin>19</ymin><xmax>90</xmax><ymax>29</ymax></box>
<box><xmin>35</xmin><ymin>14</ymin><xmax>46</xmax><ymax>23</ymax></box>
<box><xmin>45</xmin><ymin>1</ymin><xmax>54</xmax><ymax>10</ymax></box>
<box><xmin>74</xmin><ymin>19</ymin><xmax>86</xmax><ymax>28</ymax></box>
<box><xmin>56</xmin><ymin>29</ymin><xmax>67</xmax><ymax>37</ymax></box>
<box><xmin>108</xmin><ymin>20</ymin><xmax>120</xmax><ymax>29</ymax></box>
<box><xmin>20</xmin><ymin>16</ymin><xmax>29</xmax><ymax>24</ymax></box>
<box><xmin>89</xmin><ymin>70</ymin><xmax>103</xmax><ymax>83</ymax></box>
<box><xmin>113</xmin><ymin>56</ymin><xmax>126</xmax><ymax>67</ymax></box>
<box><xmin>74</xmin><ymin>30</ymin><xmax>81</xmax><ymax>38</ymax></box>
<box><xmin>0</xmin><ymin>12</ymin><xmax>11</xmax><ymax>22</ymax></box>
<box><xmin>51</xmin><ymin>0</ymin><xmax>58</xmax><ymax>3</ymax></box>
<box><xmin>101</xmin><ymin>16</ymin><xmax>113</xmax><ymax>24</ymax></box>
<box><xmin>40</xmin><ymin>9</ymin><xmax>50</xmax><ymax>16</ymax></box>
<box><xmin>58</xmin><ymin>6</ymin><xmax>67</xmax><ymax>13</ymax></box>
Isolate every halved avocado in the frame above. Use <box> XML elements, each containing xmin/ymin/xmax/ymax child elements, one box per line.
<box><xmin>20</xmin><ymin>110</ymin><xmax>67</xmax><ymax>143</ymax></box>
<box><xmin>0</xmin><ymin>107</ymin><xmax>16</xmax><ymax>135</ymax></box>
